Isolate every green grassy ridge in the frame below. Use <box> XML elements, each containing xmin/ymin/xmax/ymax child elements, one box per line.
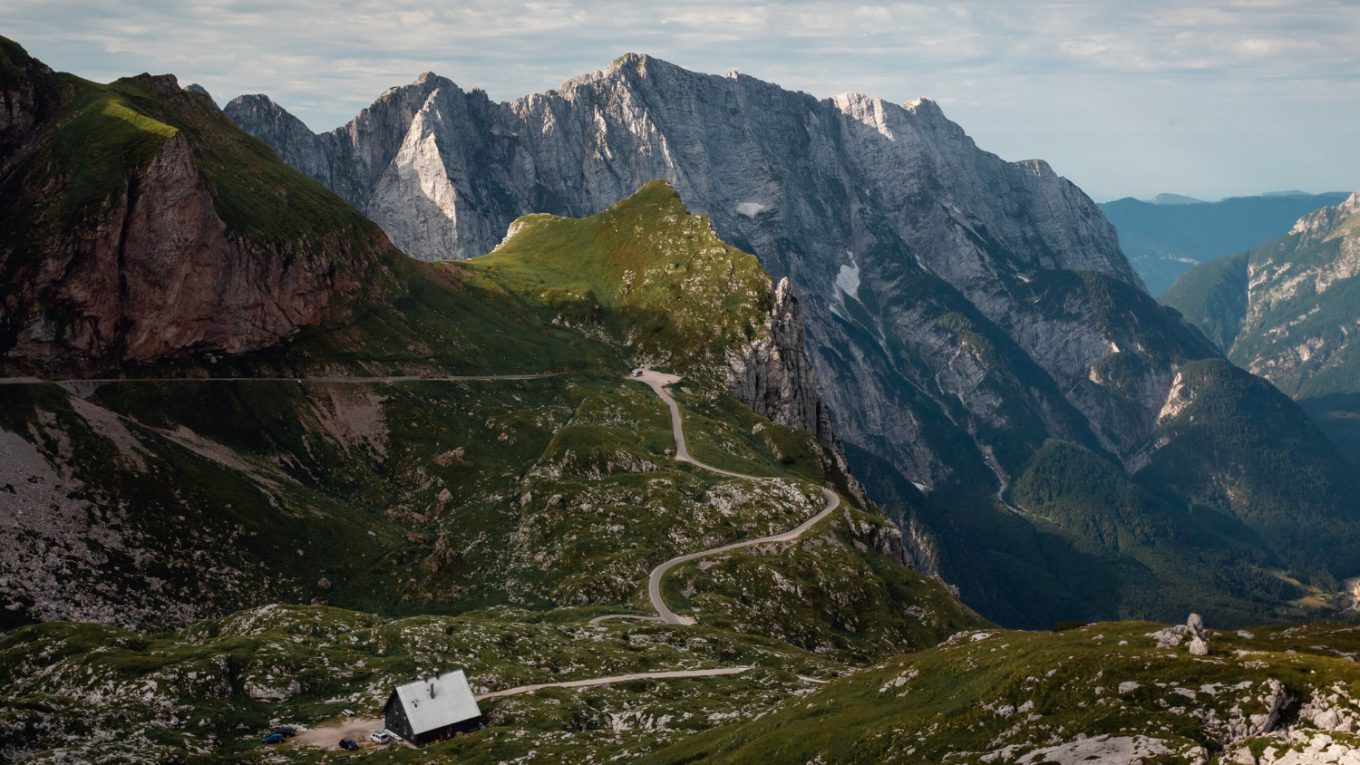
<box><xmin>46</xmin><ymin>83</ymin><xmax>179</xmax><ymax>225</ymax></box>
<box><xmin>0</xmin><ymin>35</ymin><xmax>408</xmax><ymax>378</ymax></box>
<box><xmin>0</xmin><ymin>603</ymin><xmax>841</xmax><ymax>764</ymax></box>
<box><xmin>255</xmin><ymin>254</ymin><xmax>619</xmax><ymax>378</ymax></box>
<box><xmin>644</xmin><ymin>620</ymin><xmax>1360</xmax><ymax>764</ymax></box>
<box><xmin>0</xmin><ymin>34</ymin><xmax>381</xmax><ymax>245</ymax></box>
<box><xmin>464</xmin><ymin>180</ymin><xmax>773</xmax><ymax>382</ymax></box>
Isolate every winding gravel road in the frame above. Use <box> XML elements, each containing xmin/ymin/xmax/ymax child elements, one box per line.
<box><xmin>475</xmin><ymin>666</ymin><xmax>754</xmax><ymax>700</ymax></box>
<box><xmin>591</xmin><ymin>369</ymin><xmax>841</xmax><ymax>626</ymax></box>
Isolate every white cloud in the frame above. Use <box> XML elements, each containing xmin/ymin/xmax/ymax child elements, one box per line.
<box><xmin>2</xmin><ymin>0</ymin><xmax>1357</xmax><ymax>199</ymax></box>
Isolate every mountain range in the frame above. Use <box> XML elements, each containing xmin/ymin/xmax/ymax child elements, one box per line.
<box><xmin>1100</xmin><ymin>192</ymin><xmax>1351</xmax><ymax>296</ymax></box>
<box><xmin>1163</xmin><ymin>192</ymin><xmax>1360</xmax><ymax>463</ymax></box>
<box><xmin>227</xmin><ymin>53</ymin><xmax>1360</xmax><ymax>628</ymax></box>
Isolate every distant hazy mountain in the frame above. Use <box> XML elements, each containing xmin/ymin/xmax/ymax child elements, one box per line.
<box><xmin>1163</xmin><ymin>192</ymin><xmax>1360</xmax><ymax>461</ymax></box>
<box><xmin>1100</xmin><ymin>192</ymin><xmax>1351</xmax><ymax>295</ymax></box>
<box><xmin>1151</xmin><ymin>193</ymin><xmax>1205</xmax><ymax>205</ymax></box>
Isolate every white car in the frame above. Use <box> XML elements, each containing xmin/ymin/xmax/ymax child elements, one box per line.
<box><xmin>370</xmin><ymin>729</ymin><xmax>394</xmax><ymax>744</ymax></box>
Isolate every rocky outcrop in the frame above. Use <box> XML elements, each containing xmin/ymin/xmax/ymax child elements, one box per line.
<box><xmin>4</xmin><ymin>132</ymin><xmax>370</xmax><ymax>372</ymax></box>
<box><xmin>0</xmin><ymin>42</ymin><xmax>395</xmax><ymax>375</ymax></box>
<box><xmin>727</xmin><ymin>277</ymin><xmax>868</xmax><ymax>505</ymax></box>
<box><xmin>727</xmin><ymin>279</ymin><xmax>821</xmax><ymax>438</ymax></box>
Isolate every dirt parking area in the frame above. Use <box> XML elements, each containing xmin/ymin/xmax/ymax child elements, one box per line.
<box><xmin>292</xmin><ymin>717</ymin><xmax>384</xmax><ymax>750</ymax></box>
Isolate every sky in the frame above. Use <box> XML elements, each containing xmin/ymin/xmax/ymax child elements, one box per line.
<box><xmin>3</xmin><ymin>1</ymin><xmax>1357</xmax><ymax>201</ymax></box>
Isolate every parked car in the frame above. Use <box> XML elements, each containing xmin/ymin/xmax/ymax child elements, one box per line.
<box><xmin>371</xmin><ymin>729</ymin><xmax>394</xmax><ymax>744</ymax></box>
<box><xmin>340</xmin><ymin>738</ymin><xmax>360</xmax><ymax>751</ymax></box>
<box><xmin>271</xmin><ymin>725</ymin><xmax>297</xmax><ymax>738</ymax></box>
<box><xmin>261</xmin><ymin>733</ymin><xmax>285</xmax><ymax>745</ymax></box>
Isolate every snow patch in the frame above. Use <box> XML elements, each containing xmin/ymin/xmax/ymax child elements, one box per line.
<box><xmin>835</xmin><ymin>251</ymin><xmax>861</xmax><ymax>301</ymax></box>
<box><xmin>735</xmin><ymin>201</ymin><xmax>768</xmax><ymax>218</ymax></box>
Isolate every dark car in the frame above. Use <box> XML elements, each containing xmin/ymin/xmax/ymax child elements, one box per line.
<box><xmin>271</xmin><ymin>726</ymin><xmax>298</xmax><ymax>738</ymax></box>
<box><xmin>340</xmin><ymin>739</ymin><xmax>360</xmax><ymax>751</ymax></box>
<box><xmin>261</xmin><ymin>733</ymin><xmax>285</xmax><ymax>745</ymax></box>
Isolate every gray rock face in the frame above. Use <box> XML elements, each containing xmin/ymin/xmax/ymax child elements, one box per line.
<box><xmin>227</xmin><ymin>55</ymin><xmax>1220</xmax><ymax>617</ymax></box>
<box><xmin>1239</xmin><ymin>193</ymin><xmax>1360</xmax><ymax>394</ymax></box>
<box><xmin>727</xmin><ymin>278</ymin><xmax>827</xmax><ymax>446</ymax></box>
<box><xmin>727</xmin><ymin>276</ymin><xmax>867</xmax><ymax>506</ymax></box>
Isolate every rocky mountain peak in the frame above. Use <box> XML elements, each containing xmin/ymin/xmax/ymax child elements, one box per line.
<box><xmin>224</xmin><ymin>92</ymin><xmax>287</xmax><ymax>118</ymax></box>
<box><xmin>0</xmin><ymin>51</ymin><xmax>396</xmax><ymax>374</ymax></box>
<box><xmin>1288</xmin><ymin>189</ymin><xmax>1360</xmax><ymax>241</ymax></box>
<box><xmin>117</xmin><ymin>72</ymin><xmax>183</xmax><ymax>97</ymax></box>
<box><xmin>184</xmin><ymin>82</ymin><xmax>213</xmax><ymax>102</ymax></box>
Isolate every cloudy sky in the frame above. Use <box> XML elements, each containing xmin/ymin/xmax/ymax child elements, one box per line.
<box><xmin>4</xmin><ymin>0</ymin><xmax>1357</xmax><ymax>200</ymax></box>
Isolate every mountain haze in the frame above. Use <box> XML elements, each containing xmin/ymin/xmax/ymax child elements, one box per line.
<box><xmin>1101</xmin><ymin>192</ymin><xmax>1351</xmax><ymax>295</ymax></box>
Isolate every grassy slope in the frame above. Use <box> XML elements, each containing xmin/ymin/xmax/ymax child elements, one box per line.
<box><xmin>646</xmin><ymin>619</ymin><xmax>1360</xmax><ymax>764</ymax></box>
<box><xmin>463</xmin><ymin>179</ymin><xmax>772</xmax><ymax>383</ymax></box>
<box><xmin>0</xmin><ymin>604</ymin><xmax>842</xmax><ymax>764</ymax></box>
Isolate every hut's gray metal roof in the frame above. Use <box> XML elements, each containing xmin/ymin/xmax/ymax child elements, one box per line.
<box><xmin>391</xmin><ymin>670</ymin><xmax>481</xmax><ymax>735</ymax></box>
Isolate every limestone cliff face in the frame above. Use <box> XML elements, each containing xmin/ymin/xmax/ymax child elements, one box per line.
<box><xmin>228</xmin><ymin>54</ymin><xmax>1210</xmax><ymax>497</ymax></box>
<box><xmin>1238</xmin><ymin>193</ymin><xmax>1360</xmax><ymax>394</ymax></box>
<box><xmin>727</xmin><ymin>276</ymin><xmax>866</xmax><ymax>505</ymax></box>
<box><xmin>3</xmin><ymin>132</ymin><xmax>373</xmax><ymax>373</ymax></box>
<box><xmin>0</xmin><ymin>51</ymin><xmax>393</xmax><ymax>376</ymax></box>
<box><xmin>1164</xmin><ymin>192</ymin><xmax>1360</xmax><ymax>401</ymax></box>
<box><xmin>726</xmin><ymin>278</ymin><xmax>824</xmax><ymax>444</ymax></box>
